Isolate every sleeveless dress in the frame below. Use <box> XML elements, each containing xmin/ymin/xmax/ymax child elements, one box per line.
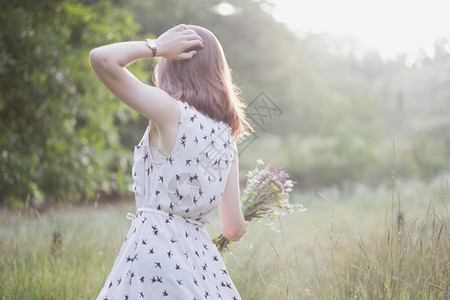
<box><xmin>97</xmin><ymin>98</ymin><xmax>241</xmax><ymax>300</ymax></box>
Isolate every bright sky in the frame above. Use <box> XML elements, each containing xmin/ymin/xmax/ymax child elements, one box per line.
<box><xmin>271</xmin><ymin>0</ymin><xmax>450</xmax><ymax>60</ymax></box>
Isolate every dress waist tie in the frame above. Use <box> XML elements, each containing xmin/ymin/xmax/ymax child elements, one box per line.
<box><xmin>126</xmin><ymin>206</ymin><xmax>204</xmax><ymax>228</ymax></box>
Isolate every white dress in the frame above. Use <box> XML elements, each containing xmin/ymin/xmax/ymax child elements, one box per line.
<box><xmin>97</xmin><ymin>98</ymin><xmax>241</xmax><ymax>300</ymax></box>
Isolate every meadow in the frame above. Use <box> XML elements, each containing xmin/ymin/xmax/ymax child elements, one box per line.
<box><xmin>1</xmin><ymin>178</ymin><xmax>448</xmax><ymax>299</ymax></box>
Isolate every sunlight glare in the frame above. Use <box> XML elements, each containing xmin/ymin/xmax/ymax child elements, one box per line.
<box><xmin>272</xmin><ymin>0</ymin><xmax>450</xmax><ymax>61</ymax></box>
<box><xmin>212</xmin><ymin>2</ymin><xmax>239</xmax><ymax>16</ymax></box>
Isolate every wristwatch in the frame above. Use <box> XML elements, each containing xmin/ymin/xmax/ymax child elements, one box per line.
<box><xmin>145</xmin><ymin>39</ymin><xmax>157</xmax><ymax>57</ymax></box>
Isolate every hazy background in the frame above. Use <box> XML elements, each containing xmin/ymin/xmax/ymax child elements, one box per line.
<box><xmin>1</xmin><ymin>0</ymin><xmax>449</xmax><ymax>207</ymax></box>
<box><xmin>1</xmin><ymin>2</ymin><xmax>449</xmax><ymax>299</ymax></box>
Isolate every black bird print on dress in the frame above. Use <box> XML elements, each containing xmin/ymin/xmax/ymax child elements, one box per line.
<box><xmin>97</xmin><ymin>98</ymin><xmax>241</xmax><ymax>300</ymax></box>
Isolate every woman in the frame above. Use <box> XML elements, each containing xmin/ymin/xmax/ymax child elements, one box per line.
<box><xmin>90</xmin><ymin>24</ymin><xmax>250</xmax><ymax>299</ymax></box>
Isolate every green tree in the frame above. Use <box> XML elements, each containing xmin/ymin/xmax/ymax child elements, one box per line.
<box><xmin>0</xmin><ymin>0</ymin><xmax>140</xmax><ymax>207</ymax></box>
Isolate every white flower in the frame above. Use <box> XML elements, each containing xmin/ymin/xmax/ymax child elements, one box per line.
<box><xmin>284</xmin><ymin>180</ymin><xmax>293</xmax><ymax>188</ymax></box>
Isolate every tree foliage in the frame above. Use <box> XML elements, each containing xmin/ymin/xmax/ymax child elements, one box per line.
<box><xmin>0</xmin><ymin>0</ymin><xmax>140</xmax><ymax>206</ymax></box>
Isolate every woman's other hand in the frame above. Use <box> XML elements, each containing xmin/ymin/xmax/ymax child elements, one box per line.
<box><xmin>156</xmin><ymin>24</ymin><xmax>204</xmax><ymax>60</ymax></box>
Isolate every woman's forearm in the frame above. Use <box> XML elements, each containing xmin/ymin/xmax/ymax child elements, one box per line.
<box><xmin>89</xmin><ymin>41</ymin><xmax>153</xmax><ymax>72</ymax></box>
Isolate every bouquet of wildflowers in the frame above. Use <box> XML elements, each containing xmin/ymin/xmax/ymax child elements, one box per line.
<box><xmin>214</xmin><ymin>159</ymin><xmax>306</xmax><ymax>252</ymax></box>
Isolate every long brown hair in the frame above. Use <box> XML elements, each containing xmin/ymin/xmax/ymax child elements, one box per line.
<box><xmin>154</xmin><ymin>25</ymin><xmax>252</xmax><ymax>140</ymax></box>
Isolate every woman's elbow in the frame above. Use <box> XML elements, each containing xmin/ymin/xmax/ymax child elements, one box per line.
<box><xmin>89</xmin><ymin>48</ymin><xmax>109</xmax><ymax>71</ymax></box>
<box><xmin>223</xmin><ymin>221</ymin><xmax>247</xmax><ymax>242</ymax></box>
<box><xmin>89</xmin><ymin>48</ymin><xmax>99</xmax><ymax>66</ymax></box>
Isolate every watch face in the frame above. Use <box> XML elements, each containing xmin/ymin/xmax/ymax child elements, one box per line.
<box><xmin>149</xmin><ymin>41</ymin><xmax>156</xmax><ymax>49</ymax></box>
<box><xmin>145</xmin><ymin>39</ymin><xmax>157</xmax><ymax>56</ymax></box>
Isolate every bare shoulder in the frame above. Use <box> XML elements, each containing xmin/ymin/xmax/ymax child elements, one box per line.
<box><xmin>137</xmin><ymin>86</ymin><xmax>180</xmax><ymax>127</ymax></box>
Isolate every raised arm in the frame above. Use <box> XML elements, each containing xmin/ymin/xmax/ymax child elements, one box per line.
<box><xmin>88</xmin><ymin>24</ymin><xmax>203</xmax><ymax>126</ymax></box>
<box><xmin>219</xmin><ymin>154</ymin><xmax>247</xmax><ymax>241</ymax></box>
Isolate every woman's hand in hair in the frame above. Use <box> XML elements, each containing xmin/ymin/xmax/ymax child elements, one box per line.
<box><xmin>156</xmin><ymin>24</ymin><xmax>204</xmax><ymax>60</ymax></box>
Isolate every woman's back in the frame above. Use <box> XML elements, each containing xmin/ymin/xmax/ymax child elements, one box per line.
<box><xmin>133</xmin><ymin>98</ymin><xmax>236</xmax><ymax>224</ymax></box>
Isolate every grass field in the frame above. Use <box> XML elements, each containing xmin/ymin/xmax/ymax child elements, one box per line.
<box><xmin>1</xmin><ymin>178</ymin><xmax>448</xmax><ymax>299</ymax></box>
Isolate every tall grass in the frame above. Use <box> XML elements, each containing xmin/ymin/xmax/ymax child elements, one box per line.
<box><xmin>1</xmin><ymin>177</ymin><xmax>448</xmax><ymax>299</ymax></box>
<box><xmin>0</xmin><ymin>203</ymin><xmax>132</xmax><ymax>299</ymax></box>
<box><xmin>217</xmin><ymin>176</ymin><xmax>449</xmax><ymax>299</ymax></box>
